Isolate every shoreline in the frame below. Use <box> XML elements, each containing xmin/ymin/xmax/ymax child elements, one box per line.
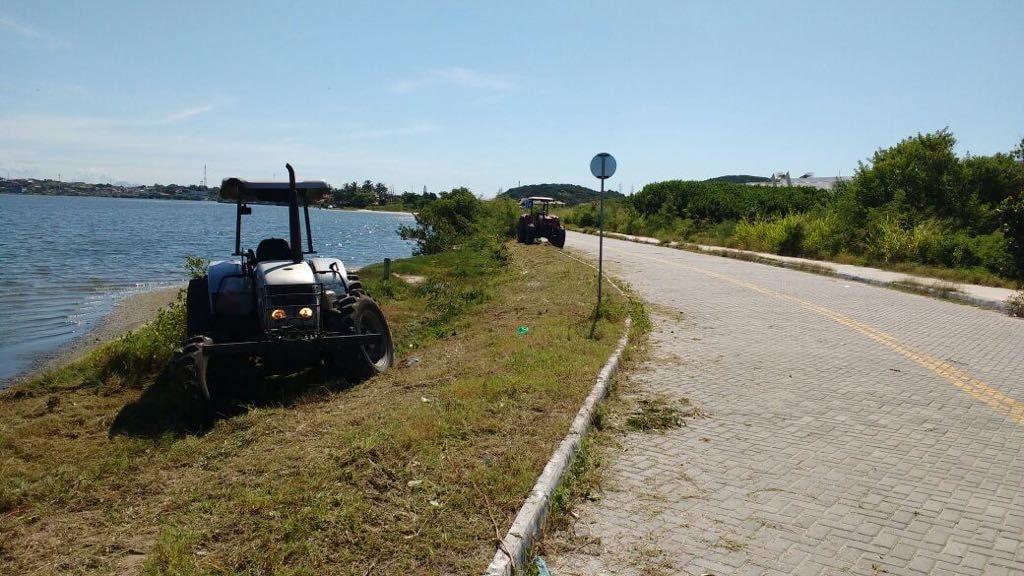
<box><xmin>354</xmin><ymin>208</ymin><xmax>415</xmax><ymax>216</ymax></box>
<box><xmin>6</xmin><ymin>287</ymin><xmax>181</xmax><ymax>387</ymax></box>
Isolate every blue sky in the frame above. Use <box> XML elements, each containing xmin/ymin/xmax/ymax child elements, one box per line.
<box><xmin>1</xmin><ymin>1</ymin><xmax>1021</xmax><ymax>196</ymax></box>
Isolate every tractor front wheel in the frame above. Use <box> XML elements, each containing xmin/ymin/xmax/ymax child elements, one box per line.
<box><xmin>550</xmin><ymin>228</ymin><xmax>566</xmax><ymax>248</ymax></box>
<box><xmin>328</xmin><ymin>294</ymin><xmax>394</xmax><ymax>381</ymax></box>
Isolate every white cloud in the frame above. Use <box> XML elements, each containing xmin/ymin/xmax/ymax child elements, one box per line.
<box><xmin>343</xmin><ymin>123</ymin><xmax>439</xmax><ymax>141</ymax></box>
<box><xmin>158</xmin><ymin>104</ymin><xmax>216</xmax><ymax>124</ymax></box>
<box><xmin>432</xmin><ymin>67</ymin><xmax>514</xmax><ymax>91</ymax></box>
<box><xmin>391</xmin><ymin>67</ymin><xmax>515</xmax><ymax>94</ymax></box>
<box><xmin>0</xmin><ymin>14</ymin><xmax>63</xmax><ymax>47</ymax></box>
<box><xmin>0</xmin><ymin>112</ymin><xmax>449</xmax><ymax>186</ymax></box>
<box><xmin>0</xmin><ymin>14</ymin><xmax>41</xmax><ymax>38</ymax></box>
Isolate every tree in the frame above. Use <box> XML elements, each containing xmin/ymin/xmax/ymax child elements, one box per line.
<box><xmin>997</xmin><ymin>138</ymin><xmax>1024</xmax><ymax>277</ymax></box>
<box><xmin>399</xmin><ymin>187</ymin><xmax>481</xmax><ymax>254</ymax></box>
<box><xmin>844</xmin><ymin>129</ymin><xmax>974</xmax><ymax>225</ymax></box>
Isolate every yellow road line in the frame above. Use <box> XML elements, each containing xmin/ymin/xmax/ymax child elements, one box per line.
<box><xmin>608</xmin><ymin>246</ymin><xmax>1024</xmax><ymax>426</ymax></box>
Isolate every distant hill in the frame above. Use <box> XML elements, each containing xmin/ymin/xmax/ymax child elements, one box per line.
<box><xmin>499</xmin><ymin>183</ymin><xmax>625</xmax><ymax>206</ymax></box>
<box><xmin>705</xmin><ymin>174</ymin><xmax>772</xmax><ymax>184</ymax></box>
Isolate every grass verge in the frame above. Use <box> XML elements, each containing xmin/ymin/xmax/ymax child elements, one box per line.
<box><xmin>0</xmin><ymin>240</ymin><xmax>631</xmax><ymax>575</ymax></box>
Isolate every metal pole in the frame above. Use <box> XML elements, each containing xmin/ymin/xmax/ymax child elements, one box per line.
<box><xmin>597</xmin><ymin>157</ymin><xmax>606</xmax><ymax>313</ymax></box>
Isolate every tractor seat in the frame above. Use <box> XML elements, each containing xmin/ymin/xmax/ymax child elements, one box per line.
<box><xmin>256</xmin><ymin>238</ymin><xmax>292</xmax><ymax>262</ymax></box>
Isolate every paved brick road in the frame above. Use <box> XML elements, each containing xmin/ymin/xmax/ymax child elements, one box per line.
<box><xmin>548</xmin><ymin>232</ymin><xmax>1024</xmax><ymax>576</ymax></box>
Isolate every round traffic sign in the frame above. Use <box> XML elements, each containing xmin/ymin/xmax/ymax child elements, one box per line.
<box><xmin>590</xmin><ymin>153</ymin><xmax>616</xmax><ymax>180</ymax></box>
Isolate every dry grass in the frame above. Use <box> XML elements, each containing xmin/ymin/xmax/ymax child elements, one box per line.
<box><xmin>1006</xmin><ymin>290</ymin><xmax>1024</xmax><ymax>318</ymax></box>
<box><xmin>0</xmin><ymin>241</ymin><xmax>633</xmax><ymax>575</ymax></box>
<box><xmin>888</xmin><ymin>278</ymin><xmax>964</xmax><ymax>300</ymax></box>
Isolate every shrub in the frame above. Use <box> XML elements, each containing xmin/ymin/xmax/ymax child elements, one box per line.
<box><xmin>800</xmin><ymin>212</ymin><xmax>848</xmax><ymax>258</ymax></box>
<box><xmin>733</xmin><ymin>214</ymin><xmax>805</xmax><ymax>255</ymax></box>
<box><xmin>399</xmin><ymin>188</ymin><xmax>482</xmax><ymax>255</ymax></box>
<box><xmin>92</xmin><ymin>296</ymin><xmax>185</xmax><ymax>390</ymax></box>
<box><xmin>865</xmin><ymin>213</ymin><xmax>914</xmax><ymax>263</ymax></box>
<box><xmin>971</xmin><ymin>231</ymin><xmax>1015</xmax><ymax>276</ymax></box>
<box><xmin>630</xmin><ymin>180</ymin><xmax>825</xmax><ymax>222</ymax></box>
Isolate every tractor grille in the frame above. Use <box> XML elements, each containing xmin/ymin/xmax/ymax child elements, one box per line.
<box><xmin>265</xmin><ymin>284</ymin><xmax>320</xmax><ymax>307</ymax></box>
<box><xmin>262</xmin><ymin>284</ymin><xmax>321</xmax><ymax>337</ymax></box>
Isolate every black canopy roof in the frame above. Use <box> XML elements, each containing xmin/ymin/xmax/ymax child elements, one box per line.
<box><xmin>220</xmin><ymin>178</ymin><xmax>330</xmax><ymax>202</ymax></box>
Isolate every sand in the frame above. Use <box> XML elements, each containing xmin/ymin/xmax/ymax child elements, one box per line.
<box><xmin>17</xmin><ymin>287</ymin><xmax>181</xmax><ymax>382</ymax></box>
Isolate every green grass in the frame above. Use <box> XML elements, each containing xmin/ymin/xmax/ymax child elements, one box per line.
<box><xmin>0</xmin><ymin>241</ymin><xmax>633</xmax><ymax>575</ymax></box>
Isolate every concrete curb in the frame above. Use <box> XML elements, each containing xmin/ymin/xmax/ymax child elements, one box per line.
<box><xmin>484</xmin><ymin>316</ymin><xmax>633</xmax><ymax>576</ymax></box>
<box><xmin>582</xmin><ymin>230</ymin><xmax>1011</xmax><ymax>313</ymax></box>
<box><xmin>829</xmin><ymin>271</ymin><xmax>1008</xmax><ymax>312</ymax></box>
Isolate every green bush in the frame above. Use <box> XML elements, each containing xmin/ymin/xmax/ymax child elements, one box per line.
<box><xmin>733</xmin><ymin>214</ymin><xmax>806</xmax><ymax>255</ymax></box>
<box><xmin>971</xmin><ymin>231</ymin><xmax>1015</xmax><ymax>276</ymax></box>
<box><xmin>92</xmin><ymin>296</ymin><xmax>185</xmax><ymax>390</ymax></box>
<box><xmin>1001</xmin><ymin>190</ymin><xmax>1024</xmax><ymax>276</ymax></box>
<box><xmin>865</xmin><ymin>213</ymin><xmax>915</xmax><ymax>263</ymax></box>
<box><xmin>399</xmin><ymin>188</ymin><xmax>483</xmax><ymax>255</ymax></box>
<box><xmin>630</xmin><ymin>180</ymin><xmax>825</xmax><ymax>222</ymax></box>
<box><xmin>800</xmin><ymin>212</ymin><xmax>848</xmax><ymax>258</ymax></box>
<box><xmin>561</xmin><ymin>130</ymin><xmax>1024</xmax><ymax>279</ymax></box>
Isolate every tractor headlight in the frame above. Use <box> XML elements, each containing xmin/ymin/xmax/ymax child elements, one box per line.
<box><xmin>270</xmin><ymin>308</ymin><xmax>287</xmax><ymax>321</ymax></box>
<box><xmin>298</xmin><ymin>307</ymin><xmax>314</xmax><ymax>320</ymax></box>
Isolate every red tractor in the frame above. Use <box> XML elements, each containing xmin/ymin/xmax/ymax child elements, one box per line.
<box><xmin>515</xmin><ymin>196</ymin><xmax>566</xmax><ymax>248</ymax></box>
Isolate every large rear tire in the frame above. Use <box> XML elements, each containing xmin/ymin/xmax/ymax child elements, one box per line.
<box><xmin>525</xmin><ymin>224</ymin><xmax>536</xmax><ymax>245</ymax></box>
<box><xmin>186</xmin><ymin>277</ymin><xmax>211</xmax><ymax>337</ymax></box>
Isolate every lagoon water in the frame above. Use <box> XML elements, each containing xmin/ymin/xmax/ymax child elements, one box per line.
<box><xmin>0</xmin><ymin>194</ymin><xmax>416</xmax><ymax>385</ymax></box>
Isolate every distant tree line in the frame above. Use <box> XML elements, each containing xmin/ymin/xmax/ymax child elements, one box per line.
<box><xmin>499</xmin><ymin>183</ymin><xmax>622</xmax><ymax>206</ymax></box>
<box><xmin>329</xmin><ymin>180</ymin><xmax>442</xmax><ymax>210</ymax></box>
<box><xmin>330</xmin><ymin>180</ymin><xmax>392</xmax><ymax>208</ymax></box>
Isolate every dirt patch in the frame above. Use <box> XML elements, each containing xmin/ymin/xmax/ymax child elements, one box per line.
<box><xmin>394</xmin><ymin>273</ymin><xmax>427</xmax><ymax>285</ymax></box>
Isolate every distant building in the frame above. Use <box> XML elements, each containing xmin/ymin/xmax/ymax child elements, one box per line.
<box><xmin>747</xmin><ymin>176</ymin><xmax>844</xmax><ymax>191</ymax></box>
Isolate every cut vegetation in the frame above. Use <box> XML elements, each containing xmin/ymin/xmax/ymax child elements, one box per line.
<box><xmin>0</xmin><ymin>227</ymin><xmax>636</xmax><ymax>574</ymax></box>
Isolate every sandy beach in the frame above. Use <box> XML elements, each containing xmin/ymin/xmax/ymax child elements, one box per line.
<box><xmin>11</xmin><ymin>287</ymin><xmax>181</xmax><ymax>385</ymax></box>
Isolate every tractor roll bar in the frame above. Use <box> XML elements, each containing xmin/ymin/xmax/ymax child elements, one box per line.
<box><xmin>286</xmin><ymin>163</ymin><xmax>302</xmax><ymax>264</ymax></box>
<box><xmin>220</xmin><ymin>170</ymin><xmax>330</xmax><ymax>259</ymax></box>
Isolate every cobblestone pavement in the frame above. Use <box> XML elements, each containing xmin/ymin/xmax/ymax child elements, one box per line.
<box><xmin>547</xmin><ymin>232</ymin><xmax>1024</xmax><ymax>576</ymax></box>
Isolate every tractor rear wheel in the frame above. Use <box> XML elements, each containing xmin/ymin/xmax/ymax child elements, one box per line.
<box><xmin>185</xmin><ymin>277</ymin><xmax>211</xmax><ymax>337</ymax></box>
<box><xmin>525</xmin><ymin>224</ymin><xmax>536</xmax><ymax>245</ymax></box>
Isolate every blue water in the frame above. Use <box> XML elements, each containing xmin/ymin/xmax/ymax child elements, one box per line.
<box><xmin>0</xmin><ymin>194</ymin><xmax>416</xmax><ymax>385</ymax></box>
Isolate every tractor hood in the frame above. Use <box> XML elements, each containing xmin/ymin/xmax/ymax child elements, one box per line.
<box><xmin>256</xmin><ymin>261</ymin><xmax>315</xmax><ymax>286</ymax></box>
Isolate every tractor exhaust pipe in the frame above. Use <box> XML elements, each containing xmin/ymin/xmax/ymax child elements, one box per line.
<box><xmin>286</xmin><ymin>163</ymin><xmax>303</xmax><ymax>264</ymax></box>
